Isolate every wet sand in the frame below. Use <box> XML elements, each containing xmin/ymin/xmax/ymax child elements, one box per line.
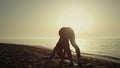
<box><xmin>0</xmin><ymin>43</ymin><xmax>119</xmax><ymax>68</ymax></box>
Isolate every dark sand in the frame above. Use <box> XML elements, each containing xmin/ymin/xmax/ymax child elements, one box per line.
<box><xmin>0</xmin><ymin>43</ymin><xmax>120</xmax><ymax>68</ymax></box>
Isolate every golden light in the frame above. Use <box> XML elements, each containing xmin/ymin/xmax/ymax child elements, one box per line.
<box><xmin>58</xmin><ymin>8</ymin><xmax>92</xmax><ymax>33</ymax></box>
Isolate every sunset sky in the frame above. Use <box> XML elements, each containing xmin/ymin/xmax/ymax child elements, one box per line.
<box><xmin>0</xmin><ymin>0</ymin><xmax>120</xmax><ymax>39</ymax></box>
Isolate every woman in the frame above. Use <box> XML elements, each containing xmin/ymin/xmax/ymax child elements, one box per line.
<box><xmin>49</xmin><ymin>27</ymin><xmax>81</xmax><ymax>66</ymax></box>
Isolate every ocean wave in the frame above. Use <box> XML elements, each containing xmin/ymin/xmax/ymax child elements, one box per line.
<box><xmin>81</xmin><ymin>53</ymin><xmax>120</xmax><ymax>63</ymax></box>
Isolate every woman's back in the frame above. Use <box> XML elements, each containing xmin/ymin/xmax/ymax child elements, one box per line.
<box><xmin>59</xmin><ymin>27</ymin><xmax>75</xmax><ymax>39</ymax></box>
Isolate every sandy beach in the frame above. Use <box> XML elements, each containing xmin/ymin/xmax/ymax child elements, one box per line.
<box><xmin>0</xmin><ymin>43</ymin><xmax>120</xmax><ymax>68</ymax></box>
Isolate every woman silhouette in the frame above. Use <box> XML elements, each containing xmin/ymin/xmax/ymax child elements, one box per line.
<box><xmin>49</xmin><ymin>27</ymin><xmax>81</xmax><ymax>66</ymax></box>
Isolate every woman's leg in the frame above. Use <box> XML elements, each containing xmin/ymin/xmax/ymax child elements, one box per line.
<box><xmin>70</xmin><ymin>39</ymin><xmax>82</xmax><ymax>66</ymax></box>
<box><xmin>49</xmin><ymin>46</ymin><xmax>57</xmax><ymax>60</ymax></box>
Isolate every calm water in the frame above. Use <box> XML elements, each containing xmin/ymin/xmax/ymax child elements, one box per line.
<box><xmin>0</xmin><ymin>38</ymin><xmax>120</xmax><ymax>63</ymax></box>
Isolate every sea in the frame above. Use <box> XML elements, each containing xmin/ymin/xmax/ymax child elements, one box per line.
<box><xmin>0</xmin><ymin>38</ymin><xmax>120</xmax><ymax>63</ymax></box>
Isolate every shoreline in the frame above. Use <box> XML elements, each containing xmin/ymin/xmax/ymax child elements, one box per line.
<box><xmin>0</xmin><ymin>42</ymin><xmax>120</xmax><ymax>68</ymax></box>
<box><xmin>81</xmin><ymin>53</ymin><xmax>120</xmax><ymax>64</ymax></box>
<box><xmin>1</xmin><ymin>42</ymin><xmax>120</xmax><ymax>63</ymax></box>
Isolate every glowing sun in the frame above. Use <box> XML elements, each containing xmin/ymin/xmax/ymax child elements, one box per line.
<box><xmin>58</xmin><ymin>8</ymin><xmax>92</xmax><ymax>33</ymax></box>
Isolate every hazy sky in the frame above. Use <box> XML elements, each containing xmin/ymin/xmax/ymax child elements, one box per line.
<box><xmin>0</xmin><ymin>0</ymin><xmax>120</xmax><ymax>39</ymax></box>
